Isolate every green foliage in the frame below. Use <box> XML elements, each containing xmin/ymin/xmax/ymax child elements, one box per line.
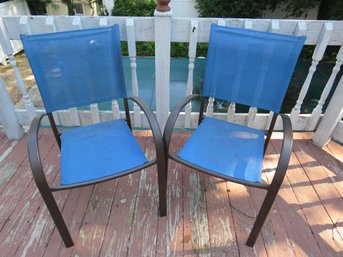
<box><xmin>120</xmin><ymin>42</ymin><xmax>155</xmax><ymax>56</ymax></box>
<box><xmin>111</xmin><ymin>0</ymin><xmax>156</xmax><ymax>56</ymax></box>
<box><xmin>195</xmin><ymin>0</ymin><xmax>343</xmax><ymax>20</ymax></box>
<box><xmin>26</xmin><ymin>0</ymin><xmax>50</xmax><ymax>15</ymax></box>
<box><xmin>195</xmin><ymin>0</ymin><xmax>267</xmax><ymax>18</ymax></box>
<box><xmin>111</xmin><ymin>0</ymin><xmax>156</xmax><ymax>17</ymax></box>
<box><xmin>25</xmin><ymin>0</ymin><xmax>75</xmax><ymax>15</ymax></box>
<box><xmin>269</xmin><ymin>0</ymin><xmax>343</xmax><ymax>19</ymax></box>
<box><xmin>268</xmin><ymin>0</ymin><xmax>319</xmax><ymax>18</ymax></box>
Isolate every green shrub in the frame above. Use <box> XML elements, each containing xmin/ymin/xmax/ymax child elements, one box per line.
<box><xmin>195</xmin><ymin>0</ymin><xmax>267</xmax><ymax>18</ymax></box>
<box><xmin>111</xmin><ymin>0</ymin><xmax>156</xmax><ymax>17</ymax></box>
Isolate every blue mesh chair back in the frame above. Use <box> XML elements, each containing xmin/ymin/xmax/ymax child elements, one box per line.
<box><xmin>202</xmin><ymin>24</ymin><xmax>306</xmax><ymax>112</ymax></box>
<box><xmin>21</xmin><ymin>25</ymin><xmax>126</xmax><ymax>113</ymax></box>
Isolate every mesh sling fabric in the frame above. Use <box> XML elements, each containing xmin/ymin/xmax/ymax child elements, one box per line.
<box><xmin>178</xmin><ymin>24</ymin><xmax>305</xmax><ymax>183</ymax></box>
<box><xmin>21</xmin><ymin>25</ymin><xmax>126</xmax><ymax>112</ymax></box>
<box><xmin>22</xmin><ymin>26</ymin><xmax>148</xmax><ymax>185</ymax></box>
<box><xmin>202</xmin><ymin>24</ymin><xmax>306</xmax><ymax>113</ymax></box>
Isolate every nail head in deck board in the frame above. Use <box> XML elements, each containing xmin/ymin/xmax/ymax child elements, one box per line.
<box><xmin>0</xmin><ymin>131</ymin><xmax>343</xmax><ymax>255</ymax></box>
<box><xmin>326</xmin><ymin>140</ymin><xmax>343</xmax><ymax>172</ymax></box>
<box><xmin>181</xmin><ymin>132</ymin><xmax>211</xmax><ymax>257</ymax></box>
<box><xmin>42</xmin><ymin>186</ymin><xmax>93</xmax><ymax>257</ymax></box>
<box><xmin>0</xmin><ymin>139</ymin><xmax>18</xmax><ymax>164</ymax></box>
<box><xmin>204</xmin><ymin>174</ymin><xmax>239</xmax><ymax>257</ymax></box>
<box><xmin>263</xmin><ymin>141</ymin><xmax>323</xmax><ymax>257</ymax></box>
<box><xmin>226</xmin><ymin>181</ymin><xmax>268</xmax><ymax>257</ymax></box>
<box><xmin>11</xmin><ymin>145</ymin><xmax>66</xmax><ymax>257</ymax></box>
<box><xmin>0</xmin><ymin>143</ymin><xmax>60</xmax><ymax>257</ymax></box>
<box><xmin>187</xmin><ymin>171</ymin><xmax>211</xmax><ymax>256</ymax></box>
<box><xmin>272</xmin><ymin>138</ymin><xmax>343</xmax><ymax>255</ymax></box>
<box><xmin>99</xmin><ymin>131</ymin><xmax>147</xmax><ymax>257</ymax></box>
<box><xmin>306</xmin><ymin>137</ymin><xmax>343</xmax><ymax>199</ymax></box>
<box><xmin>127</xmin><ymin>134</ymin><xmax>159</xmax><ymax>257</ymax></box>
<box><xmin>70</xmin><ymin>180</ymin><xmax>118</xmax><ymax>257</ymax></box>
<box><xmin>156</xmin><ymin>131</ymin><xmax>184</xmax><ymax>257</ymax></box>
<box><xmin>98</xmin><ymin>174</ymin><xmax>140</xmax><ymax>257</ymax></box>
<box><xmin>0</xmin><ymin>130</ymin><xmax>54</xmax><ymax>229</ymax></box>
<box><xmin>249</xmin><ymin>185</ymin><xmax>296</xmax><ymax>256</ymax></box>
<box><xmin>56</xmin><ymin>186</ymin><xmax>95</xmax><ymax>257</ymax></box>
<box><xmin>0</xmin><ymin>130</ymin><xmax>53</xmax><ymax>231</ymax></box>
<box><xmin>292</xmin><ymin>137</ymin><xmax>343</xmax><ymax>244</ymax></box>
<box><xmin>0</xmin><ymin>134</ymin><xmax>29</xmax><ymax>194</ymax></box>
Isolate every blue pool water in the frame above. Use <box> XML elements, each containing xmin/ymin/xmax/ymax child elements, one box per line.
<box><xmin>83</xmin><ymin>56</ymin><xmax>340</xmax><ymax>114</ymax></box>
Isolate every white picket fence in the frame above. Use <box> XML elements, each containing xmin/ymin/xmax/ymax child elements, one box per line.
<box><xmin>0</xmin><ymin>0</ymin><xmax>30</xmax><ymax>64</ymax></box>
<box><xmin>0</xmin><ymin>12</ymin><xmax>343</xmax><ymax>147</ymax></box>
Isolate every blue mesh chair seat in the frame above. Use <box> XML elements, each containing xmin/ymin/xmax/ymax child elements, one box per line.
<box><xmin>23</xmin><ymin>25</ymin><xmax>166</xmax><ymax>248</ymax></box>
<box><xmin>178</xmin><ymin>117</ymin><xmax>264</xmax><ymax>183</ymax></box>
<box><xmin>164</xmin><ymin>24</ymin><xmax>305</xmax><ymax>247</ymax></box>
<box><xmin>60</xmin><ymin>119</ymin><xmax>147</xmax><ymax>185</ymax></box>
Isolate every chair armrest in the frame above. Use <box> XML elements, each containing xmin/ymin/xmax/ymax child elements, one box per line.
<box><xmin>270</xmin><ymin>113</ymin><xmax>293</xmax><ymax>189</ymax></box>
<box><xmin>27</xmin><ymin>113</ymin><xmax>52</xmax><ymax>191</ymax></box>
<box><xmin>163</xmin><ymin>94</ymin><xmax>200</xmax><ymax>154</ymax></box>
<box><xmin>128</xmin><ymin>96</ymin><xmax>165</xmax><ymax>163</ymax></box>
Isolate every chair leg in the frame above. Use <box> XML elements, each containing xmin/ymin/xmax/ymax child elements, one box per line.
<box><xmin>157</xmin><ymin>158</ymin><xmax>167</xmax><ymax>217</ymax></box>
<box><xmin>39</xmin><ymin>188</ymin><xmax>74</xmax><ymax>247</ymax></box>
<box><xmin>246</xmin><ymin>189</ymin><xmax>278</xmax><ymax>247</ymax></box>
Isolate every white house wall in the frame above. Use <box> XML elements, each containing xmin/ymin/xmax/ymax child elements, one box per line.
<box><xmin>170</xmin><ymin>0</ymin><xmax>198</xmax><ymax>17</ymax></box>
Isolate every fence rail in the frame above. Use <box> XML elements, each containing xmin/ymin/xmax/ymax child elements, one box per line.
<box><xmin>1</xmin><ymin>12</ymin><xmax>343</xmax><ymax>147</ymax></box>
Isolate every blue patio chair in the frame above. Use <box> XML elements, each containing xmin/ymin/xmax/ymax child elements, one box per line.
<box><xmin>21</xmin><ymin>25</ymin><xmax>166</xmax><ymax>247</ymax></box>
<box><xmin>163</xmin><ymin>24</ymin><xmax>305</xmax><ymax>246</ymax></box>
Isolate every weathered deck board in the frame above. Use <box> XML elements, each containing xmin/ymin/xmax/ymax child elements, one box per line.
<box><xmin>273</xmin><ymin>137</ymin><xmax>343</xmax><ymax>256</ymax></box>
<box><xmin>263</xmin><ymin>142</ymin><xmax>324</xmax><ymax>257</ymax></box>
<box><xmin>0</xmin><ymin>130</ymin><xmax>52</xmax><ymax>231</ymax></box>
<box><xmin>0</xmin><ymin>141</ymin><xmax>59</xmax><ymax>256</ymax></box>
<box><xmin>182</xmin><ymin>133</ymin><xmax>211</xmax><ymax>257</ymax></box>
<box><xmin>127</xmin><ymin>132</ymin><xmax>160</xmax><ymax>257</ymax></box>
<box><xmin>205</xmin><ymin>174</ymin><xmax>239</xmax><ymax>257</ymax></box>
<box><xmin>155</xmin><ymin>132</ymin><xmax>184</xmax><ymax>257</ymax></box>
<box><xmin>0</xmin><ymin>129</ymin><xmax>342</xmax><ymax>257</ymax></box>
<box><xmin>293</xmin><ymin>135</ymin><xmax>343</xmax><ymax>245</ymax></box>
<box><xmin>99</xmin><ymin>131</ymin><xmax>146</xmax><ymax>257</ymax></box>
<box><xmin>43</xmin><ymin>186</ymin><xmax>94</xmax><ymax>257</ymax></box>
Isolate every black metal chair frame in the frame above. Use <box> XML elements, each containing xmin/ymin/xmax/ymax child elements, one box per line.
<box><xmin>163</xmin><ymin>94</ymin><xmax>293</xmax><ymax>247</ymax></box>
<box><xmin>28</xmin><ymin>96</ymin><xmax>167</xmax><ymax>248</ymax></box>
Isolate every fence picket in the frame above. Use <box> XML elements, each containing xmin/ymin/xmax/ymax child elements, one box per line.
<box><xmin>185</xmin><ymin>19</ymin><xmax>198</xmax><ymax>128</ymax></box>
<box><xmin>126</xmin><ymin>18</ymin><xmax>141</xmax><ymax>127</ymax></box>
<box><xmin>306</xmin><ymin>45</ymin><xmax>343</xmax><ymax>130</ymax></box>
<box><xmin>0</xmin><ymin>17</ymin><xmax>36</xmax><ymax>122</ymax></box>
<box><xmin>290</xmin><ymin>22</ymin><xmax>333</xmax><ymax>129</ymax></box>
<box><xmin>244</xmin><ymin>20</ymin><xmax>258</xmax><ymax>127</ymax></box>
<box><xmin>1</xmin><ymin>16</ymin><xmax>343</xmax><ymax>139</ymax></box>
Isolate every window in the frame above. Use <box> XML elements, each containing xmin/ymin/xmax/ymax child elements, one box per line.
<box><xmin>74</xmin><ymin>3</ymin><xmax>84</xmax><ymax>15</ymax></box>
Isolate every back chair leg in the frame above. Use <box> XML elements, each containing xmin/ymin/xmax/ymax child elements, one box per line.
<box><xmin>39</xmin><ymin>188</ymin><xmax>74</xmax><ymax>247</ymax></box>
<box><xmin>246</xmin><ymin>189</ymin><xmax>278</xmax><ymax>247</ymax></box>
<box><xmin>157</xmin><ymin>161</ymin><xmax>167</xmax><ymax>217</ymax></box>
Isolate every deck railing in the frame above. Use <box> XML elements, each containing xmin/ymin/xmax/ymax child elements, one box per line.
<box><xmin>0</xmin><ymin>1</ymin><xmax>343</xmax><ymax>147</ymax></box>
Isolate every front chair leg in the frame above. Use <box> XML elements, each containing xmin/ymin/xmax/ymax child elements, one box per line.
<box><xmin>38</xmin><ymin>188</ymin><xmax>74</xmax><ymax>247</ymax></box>
<box><xmin>246</xmin><ymin>188</ymin><xmax>278</xmax><ymax>247</ymax></box>
<box><xmin>157</xmin><ymin>160</ymin><xmax>167</xmax><ymax>217</ymax></box>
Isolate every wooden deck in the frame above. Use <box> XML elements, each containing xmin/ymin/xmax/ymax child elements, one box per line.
<box><xmin>0</xmin><ymin>128</ymin><xmax>342</xmax><ymax>257</ymax></box>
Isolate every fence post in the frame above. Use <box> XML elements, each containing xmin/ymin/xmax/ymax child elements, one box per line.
<box><xmin>0</xmin><ymin>17</ymin><xmax>36</xmax><ymax>123</ymax></box>
<box><xmin>0</xmin><ymin>77</ymin><xmax>24</xmax><ymax>139</ymax></box>
<box><xmin>313</xmin><ymin>74</ymin><xmax>343</xmax><ymax>147</ymax></box>
<box><xmin>154</xmin><ymin>0</ymin><xmax>172</xmax><ymax>131</ymax></box>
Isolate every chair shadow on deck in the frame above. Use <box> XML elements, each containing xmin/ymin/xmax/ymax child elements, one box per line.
<box><xmin>165</xmin><ymin>135</ymin><xmax>343</xmax><ymax>257</ymax></box>
<box><xmin>1</xmin><ymin>131</ymin><xmax>343</xmax><ymax>256</ymax></box>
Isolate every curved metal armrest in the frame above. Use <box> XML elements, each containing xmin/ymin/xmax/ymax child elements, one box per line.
<box><xmin>163</xmin><ymin>94</ymin><xmax>200</xmax><ymax>153</ymax></box>
<box><xmin>28</xmin><ymin>113</ymin><xmax>51</xmax><ymax>191</ymax></box>
<box><xmin>270</xmin><ymin>113</ymin><xmax>293</xmax><ymax>188</ymax></box>
<box><xmin>128</xmin><ymin>96</ymin><xmax>165</xmax><ymax>163</ymax></box>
